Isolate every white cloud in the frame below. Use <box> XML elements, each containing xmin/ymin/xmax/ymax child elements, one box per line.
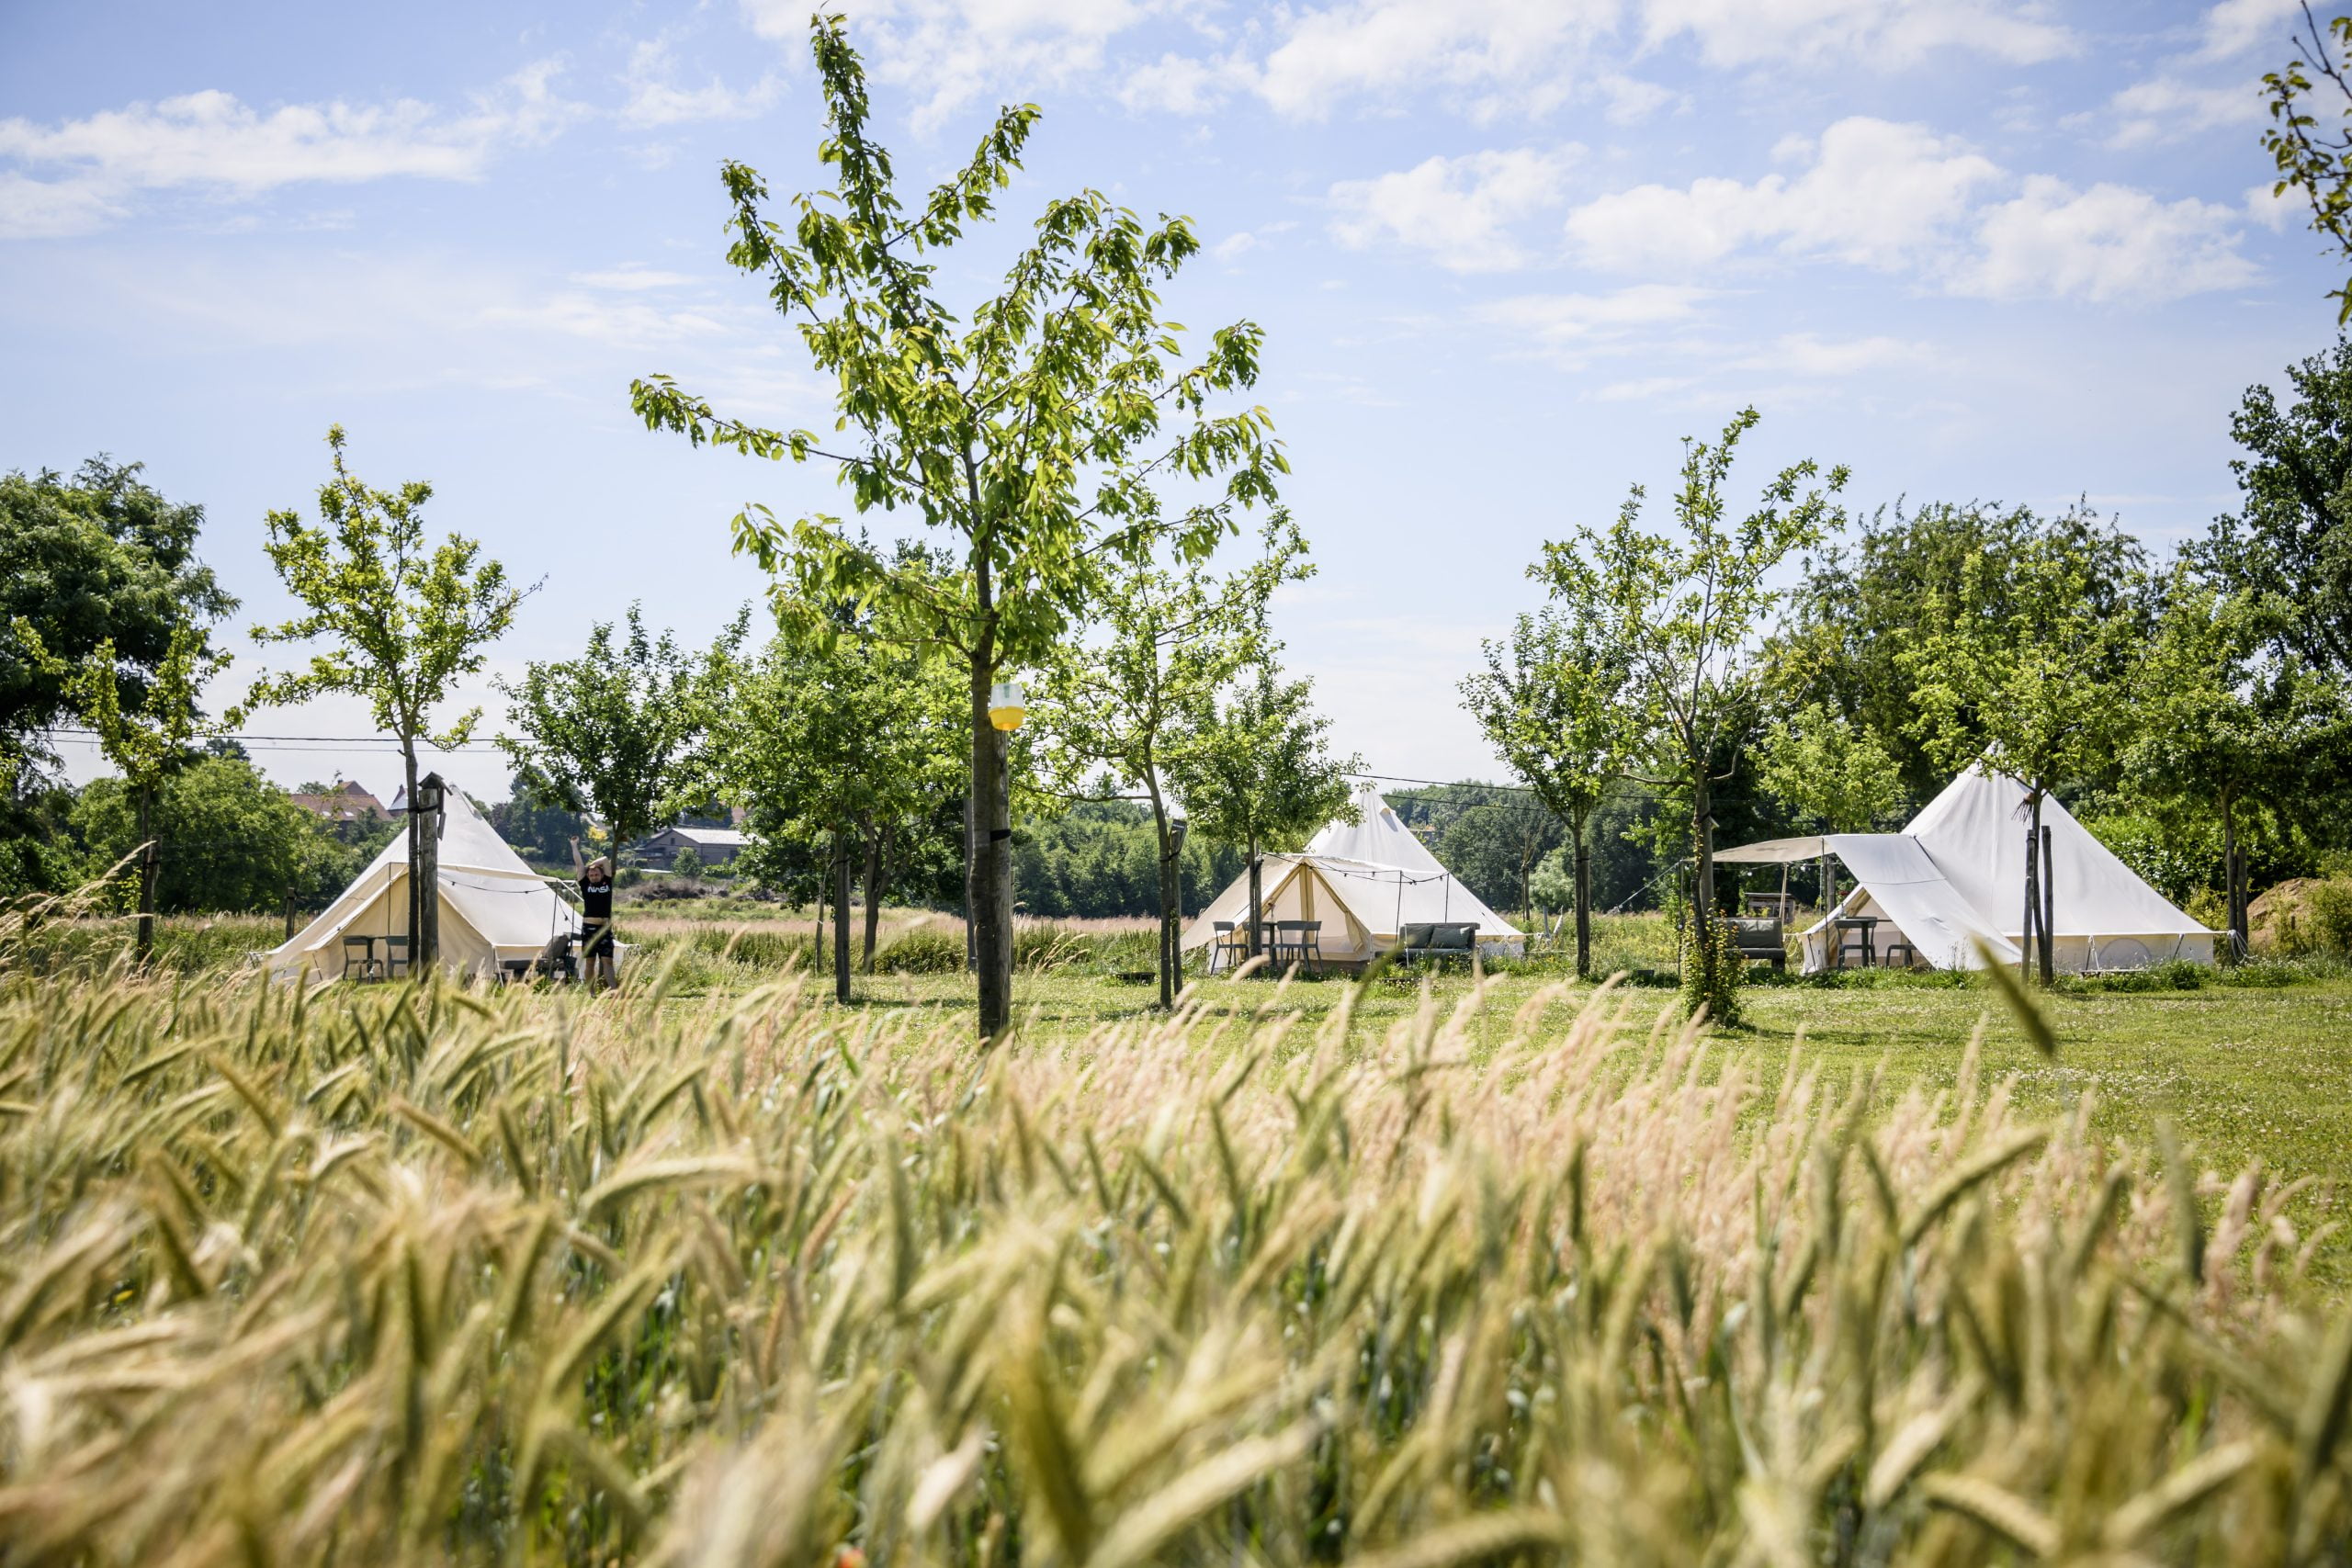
<box><xmin>1252</xmin><ymin>0</ymin><xmax>1612</xmax><ymax>119</ymax></box>
<box><xmin>1329</xmin><ymin>147</ymin><xmax>1577</xmax><ymax>271</ymax></box>
<box><xmin>2196</xmin><ymin>0</ymin><xmax>2305</xmax><ymax>60</ymax></box>
<box><xmin>741</xmin><ymin>0</ymin><xmax>1146</xmax><ymax>130</ymax></box>
<box><xmin>1638</xmin><ymin>0</ymin><xmax>2075</xmax><ymax>68</ymax></box>
<box><xmin>621</xmin><ymin>37</ymin><xmax>783</xmax><ymax>127</ymax></box>
<box><xmin>1474</xmin><ymin>284</ymin><xmax>1713</xmax><ymax>366</ymax></box>
<box><xmin>1119</xmin><ymin>51</ymin><xmax>1237</xmax><ymax>114</ymax></box>
<box><xmin>1564</xmin><ymin>118</ymin><xmax>2000</xmax><ymax>274</ymax></box>
<box><xmin>1960</xmin><ymin>177</ymin><xmax>2258</xmax><ymax>303</ymax></box>
<box><xmin>2246</xmin><ymin>179</ymin><xmax>2298</xmax><ymax>230</ymax></box>
<box><xmin>0</xmin><ymin>65</ymin><xmax>581</xmax><ymax>239</ymax></box>
<box><xmin>1744</xmin><ymin>332</ymin><xmax>1927</xmax><ymax>376</ymax></box>
<box><xmin>570</xmin><ymin>265</ymin><xmax>701</xmax><ymax>290</ymax></box>
<box><xmin>2092</xmin><ymin>73</ymin><xmax>2264</xmax><ymax>148</ymax></box>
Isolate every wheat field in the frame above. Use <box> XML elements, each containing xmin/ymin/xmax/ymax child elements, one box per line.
<box><xmin>0</xmin><ymin>946</ymin><xmax>2347</xmax><ymax>1565</ymax></box>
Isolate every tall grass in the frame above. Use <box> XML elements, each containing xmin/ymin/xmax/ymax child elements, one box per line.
<box><xmin>0</xmin><ymin>959</ymin><xmax>2345</xmax><ymax>1565</ymax></box>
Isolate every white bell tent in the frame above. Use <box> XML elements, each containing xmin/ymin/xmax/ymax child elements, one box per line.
<box><xmin>1180</xmin><ymin>783</ymin><xmax>1523</xmax><ymax>968</ymax></box>
<box><xmin>268</xmin><ymin>789</ymin><xmax>590</xmax><ymax>983</ymax></box>
<box><xmin>1717</xmin><ymin>763</ymin><xmax>2213</xmax><ymax>973</ymax></box>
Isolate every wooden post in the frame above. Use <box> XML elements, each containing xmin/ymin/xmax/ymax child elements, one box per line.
<box><xmin>414</xmin><ymin>773</ymin><xmax>444</xmax><ymax>976</ymax></box>
<box><xmin>283</xmin><ymin>884</ymin><xmax>297</xmax><ymax>942</ymax></box>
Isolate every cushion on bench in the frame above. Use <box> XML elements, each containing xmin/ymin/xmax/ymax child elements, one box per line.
<box><xmin>1430</xmin><ymin>923</ymin><xmax>1475</xmax><ymax>951</ymax></box>
<box><xmin>1397</xmin><ymin>922</ymin><xmax>1435</xmax><ymax>949</ymax></box>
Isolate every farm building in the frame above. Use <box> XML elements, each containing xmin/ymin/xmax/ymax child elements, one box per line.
<box><xmin>638</xmin><ymin>825</ymin><xmax>750</xmax><ymax>868</ymax></box>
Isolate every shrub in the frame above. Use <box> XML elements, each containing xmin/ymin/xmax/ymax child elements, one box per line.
<box><xmin>1679</xmin><ymin>909</ymin><xmax>1742</xmax><ymax>1026</ymax></box>
<box><xmin>876</xmin><ymin>928</ymin><xmax>967</xmax><ymax>974</ymax></box>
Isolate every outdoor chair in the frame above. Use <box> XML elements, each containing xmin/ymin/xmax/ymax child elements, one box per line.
<box><xmin>1883</xmin><ymin>937</ymin><xmax>1917</xmax><ymax>970</ymax></box>
<box><xmin>340</xmin><ymin>935</ymin><xmax>377</xmax><ymax>982</ymax></box>
<box><xmin>1831</xmin><ymin>917</ymin><xmax>1877</xmax><ymax>970</ymax></box>
<box><xmin>381</xmin><ymin>935</ymin><xmax>412</xmax><ymax>980</ymax></box>
<box><xmin>1732</xmin><ymin>917</ymin><xmax>1786</xmax><ymax>970</ymax></box>
<box><xmin>1271</xmin><ymin>919</ymin><xmax>1325</xmax><ymax>976</ymax></box>
<box><xmin>1208</xmin><ymin>921</ymin><xmax>1249</xmax><ymax>975</ymax></box>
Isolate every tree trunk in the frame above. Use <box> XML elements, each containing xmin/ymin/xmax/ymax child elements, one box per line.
<box><xmin>970</xmin><ymin>648</ymin><xmax>1012</xmax><ymax>1043</ymax></box>
<box><xmin>1692</xmin><ymin>775</ymin><xmax>1716</xmax><ymax>919</ymax></box>
<box><xmin>1572</xmin><ymin>821</ymin><xmax>1593</xmax><ymax>982</ymax></box>
<box><xmin>1148</xmin><ymin>784</ymin><xmax>1178</xmax><ymax>1010</ymax></box>
<box><xmin>963</xmin><ymin>791</ymin><xmax>978</xmax><ymax>972</ymax></box>
<box><xmin>1246</xmin><ymin>835</ymin><xmax>1264</xmax><ymax>965</ymax></box>
<box><xmin>863</xmin><ymin>823</ymin><xmax>889</xmax><ymax>974</ymax></box>
<box><xmin>2021</xmin><ymin>806</ymin><xmax>2040</xmax><ymax>986</ymax></box>
<box><xmin>2040</xmin><ymin>820</ymin><xmax>2054</xmax><ymax>985</ymax></box>
<box><xmin>134</xmin><ymin>785</ymin><xmax>157</xmax><ymax>962</ymax></box>
<box><xmin>833</xmin><ymin>830</ymin><xmax>853</xmax><ymax>1004</ymax></box>
<box><xmin>2222</xmin><ymin>790</ymin><xmax>2246</xmax><ymax>959</ymax></box>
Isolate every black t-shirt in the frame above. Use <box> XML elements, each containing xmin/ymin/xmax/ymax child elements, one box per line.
<box><xmin>581</xmin><ymin>876</ymin><xmax>612</xmax><ymax>921</ymax></box>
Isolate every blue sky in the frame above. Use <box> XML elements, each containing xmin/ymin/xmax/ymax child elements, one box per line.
<box><xmin>3</xmin><ymin>0</ymin><xmax>2343</xmax><ymax>804</ymax></box>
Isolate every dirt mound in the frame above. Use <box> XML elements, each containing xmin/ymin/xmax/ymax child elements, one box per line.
<box><xmin>2248</xmin><ymin>876</ymin><xmax>2350</xmax><ymax>954</ymax></box>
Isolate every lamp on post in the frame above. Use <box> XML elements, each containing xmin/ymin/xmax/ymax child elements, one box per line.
<box><xmin>987</xmin><ymin>680</ymin><xmax>1026</xmax><ymax>731</ymax></box>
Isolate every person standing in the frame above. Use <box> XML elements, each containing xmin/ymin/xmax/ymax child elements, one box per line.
<box><xmin>570</xmin><ymin>839</ymin><xmax>618</xmax><ymax>989</ymax></box>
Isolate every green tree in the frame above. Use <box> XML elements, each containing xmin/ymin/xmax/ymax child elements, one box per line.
<box><xmin>1165</xmin><ymin>663</ymin><xmax>1359</xmax><ymax>967</ymax></box>
<box><xmin>1033</xmin><ymin>515</ymin><xmax>1307</xmax><ymax>1008</ymax></box>
<box><xmin>1539</xmin><ymin>408</ymin><xmax>1848</xmax><ymax>1022</ymax></box>
<box><xmin>1433</xmin><ymin>797</ymin><xmax>1561</xmax><ymax>924</ymax></box>
<box><xmin>1753</xmin><ymin>700</ymin><xmax>1905</xmax><ymax>913</ymax></box>
<box><xmin>0</xmin><ymin>460</ymin><xmax>234</xmax><ymax>892</ymax></box>
<box><xmin>71</xmin><ymin>756</ymin><xmax>372</xmax><ymax>914</ymax></box>
<box><xmin>495</xmin><ymin>604</ymin><xmax>722</xmax><ymax>886</ymax></box>
<box><xmin>1459</xmin><ymin>606</ymin><xmax>1632</xmax><ymax>976</ymax></box>
<box><xmin>1771</xmin><ymin>501</ymin><xmax>2147</xmax><ymax>803</ymax></box>
<box><xmin>629</xmin><ymin>17</ymin><xmax>1285</xmax><ymax>1042</ymax></box>
<box><xmin>2192</xmin><ymin>341</ymin><xmax>2352</xmax><ymax>678</ymax></box>
<box><xmin>245</xmin><ymin>427</ymin><xmax>532</xmax><ymax>965</ymax></box>
<box><xmin>17</xmin><ymin>619</ymin><xmax>228</xmax><ymax>957</ymax></box>
<box><xmin>1900</xmin><ymin>523</ymin><xmax>2132</xmax><ymax>984</ymax></box>
<box><xmin>707</xmin><ymin>606</ymin><xmax>965</xmax><ymax>1000</ymax></box>
<box><xmin>2120</xmin><ymin>572</ymin><xmax>2347</xmax><ymax>953</ymax></box>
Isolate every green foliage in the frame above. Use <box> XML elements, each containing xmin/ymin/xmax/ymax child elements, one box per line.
<box><xmin>68</xmin><ymin>757</ymin><xmax>379</xmax><ymax>913</ymax></box>
<box><xmin>1459</xmin><ymin>604</ymin><xmax>1632</xmax><ymax>974</ymax></box>
<box><xmin>2193</xmin><ymin>338</ymin><xmax>2352</xmax><ymax>679</ymax></box>
<box><xmin>671</xmin><ymin>846</ymin><xmax>704</xmax><ymax>880</ymax></box>
<box><xmin>1541</xmin><ymin>407</ymin><xmax>1847</xmax><ymax>925</ymax></box>
<box><xmin>1432</xmin><ymin>797</ymin><xmax>1560</xmax><ymax>916</ymax></box>
<box><xmin>1755</xmin><ymin>700</ymin><xmax>1905</xmax><ymax>832</ymax></box>
<box><xmin>2263</xmin><ymin>9</ymin><xmax>2352</xmax><ymax>321</ymax></box>
<box><xmin>1899</xmin><ymin>506</ymin><xmax>2143</xmax><ymax>796</ymax></box>
<box><xmin>1165</xmin><ymin>663</ymin><xmax>1358</xmax><ymax>865</ymax></box>
<box><xmin>246</xmin><ymin>426</ymin><xmax>530</xmax><ymax>762</ymax></box>
<box><xmin>1772</xmin><ymin>501</ymin><xmax>2147</xmax><ymax>803</ymax></box>
<box><xmin>496</xmin><ymin>604</ymin><xmax>725</xmax><ymax>856</ymax></box>
<box><xmin>1034</xmin><ymin>513</ymin><xmax>1307</xmax><ymax>1003</ymax></box>
<box><xmin>1013</xmin><ymin>799</ymin><xmax>1243</xmax><ymax>919</ymax></box>
<box><xmin>874</xmin><ymin>928</ymin><xmax>967</xmax><ymax>973</ymax></box>
<box><xmin>1679</xmin><ymin>904</ymin><xmax>1744</xmax><ymax>1026</ymax></box>
<box><xmin>0</xmin><ymin>458</ymin><xmax>233</xmax><ymax>787</ymax></box>
<box><xmin>2083</xmin><ymin>811</ymin><xmax>2221</xmax><ymax>908</ymax></box>
<box><xmin>631</xmin><ymin>15</ymin><xmax>1290</xmax><ymax>1032</ymax></box>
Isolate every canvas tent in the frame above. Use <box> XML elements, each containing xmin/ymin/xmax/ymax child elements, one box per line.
<box><xmin>1716</xmin><ymin>763</ymin><xmax>2213</xmax><ymax>973</ymax></box>
<box><xmin>1180</xmin><ymin>784</ymin><xmax>1523</xmax><ymax>968</ymax></box>
<box><xmin>267</xmin><ymin>789</ymin><xmax>594</xmax><ymax>983</ymax></box>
